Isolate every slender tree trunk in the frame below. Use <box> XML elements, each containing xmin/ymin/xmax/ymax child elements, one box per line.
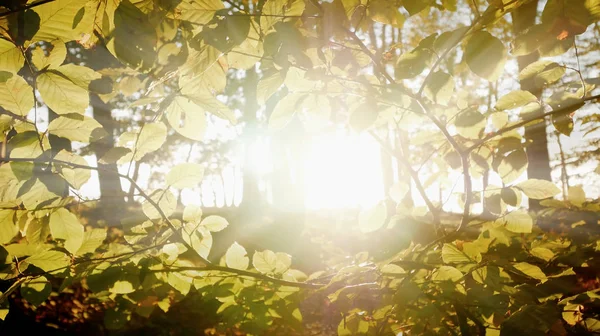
<box><xmin>91</xmin><ymin>94</ymin><xmax>125</xmax><ymax>219</ymax></box>
<box><xmin>511</xmin><ymin>0</ymin><xmax>552</xmax><ymax>210</ymax></box>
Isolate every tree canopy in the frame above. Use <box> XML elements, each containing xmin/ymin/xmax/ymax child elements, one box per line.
<box><xmin>0</xmin><ymin>0</ymin><xmax>600</xmax><ymax>334</ymax></box>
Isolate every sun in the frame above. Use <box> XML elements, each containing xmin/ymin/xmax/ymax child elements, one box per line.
<box><xmin>303</xmin><ymin>128</ymin><xmax>385</xmax><ymax>210</ymax></box>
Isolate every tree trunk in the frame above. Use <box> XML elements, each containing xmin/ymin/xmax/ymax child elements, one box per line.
<box><xmin>91</xmin><ymin>94</ymin><xmax>125</xmax><ymax>220</ymax></box>
<box><xmin>511</xmin><ymin>0</ymin><xmax>552</xmax><ymax>210</ymax></box>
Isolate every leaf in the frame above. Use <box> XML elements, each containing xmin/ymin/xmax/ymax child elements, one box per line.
<box><xmin>454</xmin><ymin>108</ymin><xmax>486</xmax><ymax>139</ymax></box>
<box><xmin>53</xmin><ymin>150</ymin><xmax>91</xmax><ymax>189</ymax></box>
<box><xmin>348</xmin><ymin>102</ymin><xmax>378</xmax><ymax>133</ymax></box>
<box><xmin>358</xmin><ymin>202</ymin><xmax>387</xmax><ymax>233</ymax></box>
<box><xmin>442</xmin><ymin>243</ymin><xmax>473</xmax><ymax>264</ymax></box>
<box><xmin>500</xmin><ymin>187</ymin><xmax>522</xmax><ymax>207</ymax></box>
<box><xmin>134</xmin><ymin>122</ymin><xmax>167</xmax><ymax>160</ymax></box>
<box><xmin>403</xmin><ymin>0</ymin><xmax>434</xmax><ymax>15</ymax></box>
<box><xmin>37</xmin><ymin>71</ymin><xmax>89</xmax><ymax>115</ymax></box>
<box><xmin>531</xmin><ymin>247</ymin><xmax>555</xmax><ymax>261</ymax></box>
<box><xmin>111</xmin><ymin>0</ymin><xmax>157</xmax><ymax>70</ymax></box>
<box><xmin>49</xmin><ymin>208</ymin><xmax>84</xmax><ymax>254</ymax></box>
<box><xmin>200</xmin><ymin>215</ymin><xmax>228</xmax><ymax>232</ymax></box>
<box><xmin>27</xmin><ymin>250</ymin><xmax>70</xmax><ymax>272</ymax></box>
<box><xmin>269</xmin><ymin>93</ymin><xmax>303</xmax><ymax>130</ymax></box>
<box><xmin>55</xmin><ymin>64</ymin><xmax>102</xmax><ymax>89</ymax></box>
<box><xmin>98</xmin><ymin>147</ymin><xmax>131</xmax><ymax>164</ymax></box>
<box><xmin>0</xmin><ymin>75</ymin><xmax>34</xmax><ymax>116</ymax></box>
<box><xmin>495</xmin><ymin>149</ymin><xmax>528</xmax><ymax>184</ymax></box>
<box><xmin>465</xmin><ymin>31</ymin><xmax>506</xmax><ymax>81</ymax></box>
<box><xmin>568</xmin><ymin>185</ymin><xmax>586</xmax><ymax>206</ymax></box>
<box><xmin>166</xmin><ymin>163</ymin><xmax>205</xmax><ymax>189</ymax></box>
<box><xmin>395</xmin><ymin>48</ymin><xmax>433</xmax><ymax>79</ymax></box>
<box><xmin>513</xmin><ymin>262</ymin><xmax>547</xmax><ymax>280</ymax></box>
<box><xmin>253</xmin><ymin>250</ymin><xmax>279</xmax><ymax>274</ymax></box>
<box><xmin>261</xmin><ymin>0</ymin><xmax>305</xmax><ymax>31</ymax></box>
<box><xmin>183</xmin><ymin>205</ymin><xmax>203</xmax><ymax>224</ymax></box>
<box><xmin>21</xmin><ymin>276</ymin><xmax>51</xmax><ymax>306</ymax></box>
<box><xmin>519</xmin><ymin>60</ymin><xmax>566</xmax><ymax>87</ymax></box>
<box><xmin>0</xmin><ymin>39</ymin><xmax>24</xmax><ymax>74</ymax></box>
<box><xmin>432</xmin><ymin>265</ymin><xmax>463</xmax><ymax>282</ymax></box>
<box><xmin>257</xmin><ymin>71</ymin><xmax>284</xmax><ymax>105</ymax></box>
<box><xmin>0</xmin><ymin>209</ymin><xmax>18</xmax><ymax>244</ymax></box>
<box><xmin>31</xmin><ymin>42</ymin><xmax>67</xmax><ymax>70</ymax></box>
<box><xmin>7</xmin><ymin>131</ymin><xmax>48</xmax><ymax>159</ymax></box>
<box><xmin>30</xmin><ymin>0</ymin><xmax>91</xmax><ymax>43</ymax></box>
<box><xmin>516</xmin><ymin>179</ymin><xmax>561</xmax><ymax>199</ymax></box>
<box><xmin>424</xmin><ymin>71</ymin><xmax>454</xmax><ymax>105</ymax></box>
<box><xmin>368</xmin><ymin>0</ymin><xmax>405</xmax><ymax>27</ymax></box>
<box><xmin>176</xmin><ymin>0</ymin><xmax>225</xmax><ymax>25</ymax></box>
<box><xmin>47</xmin><ymin>114</ymin><xmax>107</xmax><ymax>143</ymax></box>
<box><xmin>142</xmin><ymin>189</ymin><xmax>176</xmax><ymax>220</ymax></box>
<box><xmin>225</xmin><ymin>242</ymin><xmax>249</xmax><ymax>270</ymax></box>
<box><xmin>501</xmin><ymin>210</ymin><xmax>533</xmax><ymax>233</ymax></box>
<box><xmin>165</xmin><ymin>96</ymin><xmax>207</xmax><ymax>141</ymax></box>
<box><xmin>75</xmin><ymin>229</ymin><xmax>106</xmax><ymax>255</ymax></box>
<box><xmin>495</xmin><ymin>90</ymin><xmax>538</xmax><ymax>110</ymax></box>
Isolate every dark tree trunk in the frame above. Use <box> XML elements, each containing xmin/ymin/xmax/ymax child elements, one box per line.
<box><xmin>91</xmin><ymin>94</ymin><xmax>125</xmax><ymax>220</ymax></box>
<box><xmin>511</xmin><ymin>0</ymin><xmax>552</xmax><ymax>210</ymax></box>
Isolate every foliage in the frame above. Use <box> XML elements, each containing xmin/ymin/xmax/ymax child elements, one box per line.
<box><xmin>0</xmin><ymin>0</ymin><xmax>599</xmax><ymax>334</ymax></box>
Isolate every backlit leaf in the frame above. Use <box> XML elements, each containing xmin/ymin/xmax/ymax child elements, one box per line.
<box><xmin>516</xmin><ymin>179</ymin><xmax>561</xmax><ymax>199</ymax></box>
<box><xmin>0</xmin><ymin>75</ymin><xmax>33</xmax><ymax>116</ymax></box>
<box><xmin>37</xmin><ymin>71</ymin><xmax>89</xmax><ymax>115</ymax></box>
<box><xmin>225</xmin><ymin>242</ymin><xmax>249</xmax><ymax>270</ymax></box>
<box><xmin>142</xmin><ymin>189</ymin><xmax>176</xmax><ymax>220</ymax></box>
<box><xmin>465</xmin><ymin>31</ymin><xmax>506</xmax><ymax>81</ymax></box>
<box><xmin>49</xmin><ymin>208</ymin><xmax>84</xmax><ymax>254</ymax></box>
<box><xmin>166</xmin><ymin>163</ymin><xmax>205</xmax><ymax>189</ymax></box>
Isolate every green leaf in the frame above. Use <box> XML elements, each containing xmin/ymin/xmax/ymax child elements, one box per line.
<box><xmin>257</xmin><ymin>71</ymin><xmax>284</xmax><ymax>105</ymax></box>
<box><xmin>21</xmin><ymin>276</ymin><xmax>51</xmax><ymax>306</ymax></box>
<box><xmin>31</xmin><ymin>42</ymin><xmax>67</xmax><ymax>70</ymax></box>
<box><xmin>225</xmin><ymin>242</ymin><xmax>249</xmax><ymax>270</ymax></box>
<box><xmin>27</xmin><ymin>250</ymin><xmax>70</xmax><ymax>272</ymax></box>
<box><xmin>49</xmin><ymin>208</ymin><xmax>84</xmax><ymax>254</ymax></box>
<box><xmin>166</xmin><ymin>163</ymin><xmax>204</xmax><ymax>189</ymax></box>
<box><xmin>98</xmin><ymin>147</ymin><xmax>131</xmax><ymax>165</ymax></box>
<box><xmin>176</xmin><ymin>0</ymin><xmax>225</xmax><ymax>25</ymax></box>
<box><xmin>47</xmin><ymin>114</ymin><xmax>107</xmax><ymax>143</ymax></box>
<box><xmin>53</xmin><ymin>150</ymin><xmax>91</xmax><ymax>189</ymax></box>
<box><xmin>500</xmin><ymin>187</ymin><xmax>522</xmax><ymax>207</ymax></box>
<box><xmin>432</xmin><ymin>265</ymin><xmax>463</xmax><ymax>282</ymax></box>
<box><xmin>183</xmin><ymin>205</ymin><xmax>203</xmax><ymax>224</ymax></box>
<box><xmin>424</xmin><ymin>71</ymin><xmax>454</xmax><ymax>105</ymax></box>
<box><xmin>519</xmin><ymin>60</ymin><xmax>566</xmax><ymax>87</ymax></box>
<box><xmin>358</xmin><ymin>202</ymin><xmax>387</xmax><ymax>233</ymax></box>
<box><xmin>395</xmin><ymin>48</ymin><xmax>433</xmax><ymax>79</ymax></box>
<box><xmin>142</xmin><ymin>189</ymin><xmax>176</xmax><ymax>220</ymax></box>
<box><xmin>495</xmin><ymin>90</ymin><xmax>538</xmax><ymax>110</ymax></box>
<box><xmin>200</xmin><ymin>215</ymin><xmax>228</xmax><ymax>232</ymax></box>
<box><xmin>0</xmin><ymin>210</ymin><xmax>18</xmax><ymax>244</ymax></box>
<box><xmin>7</xmin><ymin>131</ymin><xmax>48</xmax><ymax>159</ymax></box>
<box><xmin>531</xmin><ymin>247</ymin><xmax>554</xmax><ymax>261</ymax></box>
<box><xmin>253</xmin><ymin>250</ymin><xmax>279</xmax><ymax>274</ymax></box>
<box><xmin>495</xmin><ymin>149</ymin><xmax>528</xmax><ymax>184</ymax></box>
<box><xmin>403</xmin><ymin>0</ymin><xmax>434</xmax><ymax>15</ymax></box>
<box><xmin>0</xmin><ymin>39</ymin><xmax>25</xmax><ymax>74</ymax></box>
<box><xmin>260</xmin><ymin>0</ymin><xmax>305</xmax><ymax>31</ymax></box>
<box><xmin>165</xmin><ymin>96</ymin><xmax>207</xmax><ymax>141</ymax></box>
<box><xmin>513</xmin><ymin>262</ymin><xmax>546</xmax><ymax>280</ymax></box>
<box><xmin>442</xmin><ymin>243</ymin><xmax>473</xmax><ymax>264</ymax></box>
<box><xmin>110</xmin><ymin>0</ymin><xmax>157</xmax><ymax>70</ymax></box>
<box><xmin>30</xmin><ymin>0</ymin><xmax>91</xmax><ymax>43</ymax></box>
<box><xmin>454</xmin><ymin>108</ymin><xmax>486</xmax><ymax>139</ymax></box>
<box><xmin>501</xmin><ymin>210</ymin><xmax>533</xmax><ymax>233</ymax></box>
<box><xmin>0</xmin><ymin>75</ymin><xmax>34</xmax><ymax>116</ymax></box>
<box><xmin>269</xmin><ymin>93</ymin><xmax>303</xmax><ymax>130</ymax></box>
<box><xmin>465</xmin><ymin>31</ymin><xmax>506</xmax><ymax>81</ymax></box>
<box><xmin>348</xmin><ymin>102</ymin><xmax>378</xmax><ymax>133</ymax></box>
<box><xmin>516</xmin><ymin>179</ymin><xmax>561</xmax><ymax>199</ymax></box>
<box><xmin>37</xmin><ymin>71</ymin><xmax>89</xmax><ymax>115</ymax></box>
<box><xmin>55</xmin><ymin>64</ymin><xmax>102</xmax><ymax>89</ymax></box>
<box><xmin>368</xmin><ymin>0</ymin><xmax>405</xmax><ymax>27</ymax></box>
<box><xmin>75</xmin><ymin>229</ymin><xmax>106</xmax><ymax>256</ymax></box>
<box><xmin>168</xmin><ymin>272</ymin><xmax>192</xmax><ymax>295</ymax></box>
<box><xmin>134</xmin><ymin>122</ymin><xmax>167</xmax><ymax>160</ymax></box>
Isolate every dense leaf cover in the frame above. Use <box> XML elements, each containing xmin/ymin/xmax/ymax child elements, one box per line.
<box><xmin>0</xmin><ymin>0</ymin><xmax>599</xmax><ymax>334</ymax></box>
